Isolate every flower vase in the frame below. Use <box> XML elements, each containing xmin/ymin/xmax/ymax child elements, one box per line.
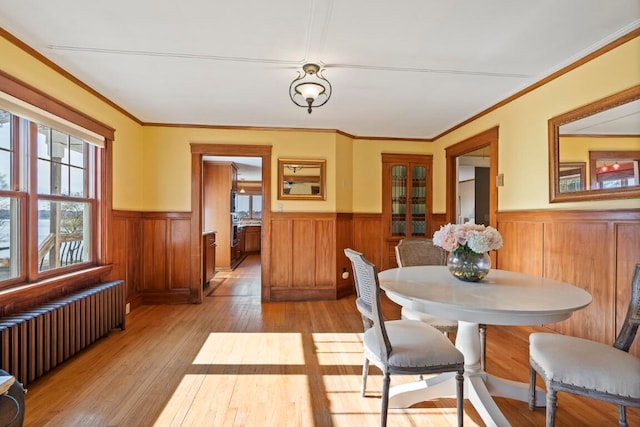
<box><xmin>447</xmin><ymin>250</ymin><xmax>491</xmax><ymax>282</ymax></box>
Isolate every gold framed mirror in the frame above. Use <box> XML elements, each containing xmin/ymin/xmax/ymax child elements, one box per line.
<box><xmin>549</xmin><ymin>84</ymin><xmax>640</xmax><ymax>202</ymax></box>
<box><xmin>277</xmin><ymin>158</ymin><xmax>326</xmax><ymax>200</ymax></box>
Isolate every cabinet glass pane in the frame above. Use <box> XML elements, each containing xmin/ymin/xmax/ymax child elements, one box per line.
<box><xmin>411</xmin><ymin>166</ymin><xmax>427</xmax><ymax>236</ymax></box>
<box><xmin>391</xmin><ymin>165</ymin><xmax>406</xmax><ymax>236</ymax></box>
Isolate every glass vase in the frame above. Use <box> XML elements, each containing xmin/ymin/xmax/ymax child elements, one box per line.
<box><xmin>447</xmin><ymin>250</ymin><xmax>491</xmax><ymax>282</ymax></box>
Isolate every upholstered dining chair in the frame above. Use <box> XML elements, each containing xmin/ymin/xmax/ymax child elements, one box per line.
<box><xmin>344</xmin><ymin>248</ymin><xmax>465</xmax><ymax>427</ymax></box>
<box><xmin>528</xmin><ymin>263</ymin><xmax>640</xmax><ymax>427</ymax></box>
<box><xmin>395</xmin><ymin>237</ymin><xmax>488</xmax><ymax>370</ymax></box>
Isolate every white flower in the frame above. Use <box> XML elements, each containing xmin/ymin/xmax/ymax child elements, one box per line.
<box><xmin>433</xmin><ymin>223</ymin><xmax>503</xmax><ymax>254</ymax></box>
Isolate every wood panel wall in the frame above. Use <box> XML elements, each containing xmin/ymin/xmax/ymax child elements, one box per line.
<box><xmin>496</xmin><ymin>208</ymin><xmax>640</xmax><ymax>356</ymax></box>
<box><xmin>105</xmin><ymin>208</ymin><xmax>639</xmax><ymax>357</ymax></box>
<box><xmin>266</xmin><ymin>212</ymin><xmax>353</xmax><ymax>301</ymax></box>
<box><xmin>110</xmin><ymin>211</ymin><xmax>143</xmax><ymax>309</ymax></box>
<box><xmin>111</xmin><ymin>211</ymin><xmax>194</xmax><ymax>306</ymax></box>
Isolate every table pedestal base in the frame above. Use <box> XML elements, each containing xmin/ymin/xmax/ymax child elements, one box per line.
<box><xmin>388</xmin><ymin>322</ymin><xmax>546</xmax><ymax>427</ymax></box>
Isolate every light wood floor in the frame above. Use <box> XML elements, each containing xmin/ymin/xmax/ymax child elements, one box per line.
<box><xmin>24</xmin><ymin>254</ymin><xmax>639</xmax><ymax>426</ymax></box>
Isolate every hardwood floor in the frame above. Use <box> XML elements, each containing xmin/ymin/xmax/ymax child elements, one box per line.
<box><xmin>24</xmin><ymin>254</ymin><xmax>639</xmax><ymax>426</ymax></box>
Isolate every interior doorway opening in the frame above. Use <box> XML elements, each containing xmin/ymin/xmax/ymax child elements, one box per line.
<box><xmin>190</xmin><ymin>144</ymin><xmax>272</xmax><ymax>304</ymax></box>
<box><xmin>202</xmin><ymin>155</ymin><xmax>263</xmax><ymax>299</ymax></box>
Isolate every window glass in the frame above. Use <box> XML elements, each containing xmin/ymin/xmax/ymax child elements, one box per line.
<box><xmin>37</xmin><ymin>125</ymin><xmax>51</xmax><ymax>160</ymax></box>
<box><xmin>69</xmin><ymin>136</ymin><xmax>84</xmax><ymax>167</ymax></box>
<box><xmin>0</xmin><ymin>109</ymin><xmax>10</xmax><ymax>150</ymax></box>
<box><xmin>237</xmin><ymin>194</ymin><xmax>250</xmax><ymax>220</ymax></box>
<box><xmin>0</xmin><ymin>110</ymin><xmax>11</xmax><ymax>189</ymax></box>
<box><xmin>252</xmin><ymin>195</ymin><xmax>262</xmax><ymax>219</ymax></box>
<box><xmin>0</xmin><ymin>196</ymin><xmax>20</xmax><ymax>281</ymax></box>
<box><xmin>37</xmin><ymin>199</ymin><xmax>90</xmax><ymax>272</ymax></box>
<box><xmin>0</xmin><ymin>151</ymin><xmax>10</xmax><ymax>191</ymax></box>
<box><xmin>37</xmin><ymin>125</ymin><xmax>88</xmax><ymax>198</ymax></box>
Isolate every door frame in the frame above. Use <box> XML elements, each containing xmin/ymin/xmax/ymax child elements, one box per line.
<box><xmin>190</xmin><ymin>143</ymin><xmax>272</xmax><ymax>303</ymax></box>
<box><xmin>445</xmin><ymin>126</ymin><xmax>499</xmax><ymax>228</ymax></box>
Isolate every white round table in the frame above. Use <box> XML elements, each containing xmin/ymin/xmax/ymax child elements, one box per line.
<box><xmin>378</xmin><ymin>266</ymin><xmax>592</xmax><ymax>427</ymax></box>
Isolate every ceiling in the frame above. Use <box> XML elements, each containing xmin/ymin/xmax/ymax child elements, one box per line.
<box><xmin>1</xmin><ymin>1</ymin><xmax>639</xmax><ymax>140</ymax></box>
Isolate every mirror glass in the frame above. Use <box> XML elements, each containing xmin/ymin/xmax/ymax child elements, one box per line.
<box><xmin>277</xmin><ymin>158</ymin><xmax>326</xmax><ymax>200</ymax></box>
<box><xmin>549</xmin><ymin>85</ymin><xmax>640</xmax><ymax>202</ymax></box>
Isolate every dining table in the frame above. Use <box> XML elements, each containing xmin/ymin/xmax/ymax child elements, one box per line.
<box><xmin>377</xmin><ymin>265</ymin><xmax>592</xmax><ymax>427</ymax></box>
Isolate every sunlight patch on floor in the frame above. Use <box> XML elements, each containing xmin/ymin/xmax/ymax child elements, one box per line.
<box><xmin>154</xmin><ymin>374</ymin><xmax>313</xmax><ymax>427</ymax></box>
<box><xmin>312</xmin><ymin>332</ymin><xmax>364</xmax><ymax>365</ymax></box>
<box><xmin>192</xmin><ymin>332</ymin><xmax>305</xmax><ymax>365</ymax></box>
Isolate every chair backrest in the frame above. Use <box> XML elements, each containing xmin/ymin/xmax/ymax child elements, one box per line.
<box><xmin>395</xmin><ymin>237</ymin><xmax>447</xmax><ymax>267</ymax></box>
<box><xmin>614</xmin><ymin>263</ymin><xmax>640</xmax><ymax>352</ymax></box>
<box><xmin>344</xmin><ymin>248</ymin><xmax>392</xmax><ymax>360</ymax></box>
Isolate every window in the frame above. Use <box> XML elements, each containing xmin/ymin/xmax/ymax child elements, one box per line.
<box><xmin>0</xmin><ymin>78</ymin><xmax>110</xmax><ymax>288</ymax></box>
<box><xmin>236</xmin><ymin>194</ymin><xmax>262</xmax><ymax>220</ymax></box>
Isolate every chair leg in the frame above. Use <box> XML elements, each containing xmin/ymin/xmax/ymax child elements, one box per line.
<box><xmin>361</xmin><ymin>356</ymin><xmax>369</xmax><ymax>397</ymax></box>
<box><xmin>618</xmin><ymin>404</ymin><xmax>627</xmax><ymax>427</ymax></box>
<box><xmin>381</xmin><ymin>371</ymin><xmax>391</xmax><ymax>427</ymax></box>
<box><xmin>479</xmin><ymin>324</ymin><xmax>487</xmax><ymax>371</ymax></box>
<box><xmin>546</xmin><ymin>388</ymin><xmax>557</xmax><ymax>427</ymax></box>
<box><xmin>528</xmin><ymin>365</ymin><xmax>536</xmax><ymax>411</ymax></box>
<box><xmin>456</xmin><ymin>370</ymin><xmax>464</xmax><ymax>427</ymax></box>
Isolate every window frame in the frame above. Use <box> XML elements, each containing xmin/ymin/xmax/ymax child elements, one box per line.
<box><xmin>0</xmin><ymin>70</ymin><xmax>114</xmax><ymax>290</ymax></box>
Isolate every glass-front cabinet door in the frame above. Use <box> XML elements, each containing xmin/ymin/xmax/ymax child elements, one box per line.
<box><xmin>382</xmin><ymin>154</ymin><xmax>433</xmax><ymax>268</ymax></box>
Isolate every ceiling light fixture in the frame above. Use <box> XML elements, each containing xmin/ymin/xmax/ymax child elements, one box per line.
<box><xmin>289</xmin><ymin>63</ymin><xmax>332</xmax><ymax>114</ymax></box>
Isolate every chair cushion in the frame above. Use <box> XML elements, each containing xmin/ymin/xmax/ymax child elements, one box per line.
<box><xmin>364</xmin><ymin>320</ymin><xmax>463</xmax><ymax>369</ymax></box>
<box><xmin>530</xmin><ymin>333</ymin><xmax>640</xmax><ymax>399</ymax></box>
<box><xmin>401</xmin><ymin>307</ymin><xmax>458</xmax><ymax>331</ymax></box>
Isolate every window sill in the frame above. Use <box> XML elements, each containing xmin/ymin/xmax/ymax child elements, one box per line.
<box><xmin>0</xmin><ymin>265</ymin><xmax>113</xmax><ymax>316</ymax></box>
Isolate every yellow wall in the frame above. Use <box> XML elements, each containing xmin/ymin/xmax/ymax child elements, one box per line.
<box><xmin>335</xmin><ymin>133</ymin><xmax>354</xmax><ymax>212</ymax></box>
<box><xmin>560</xmin><ymin>136</ymin><xmax>640</xmax><ymax>162</ymax></box>
<box><xmin>433</xmin><ymin>36</ymin><xmax>640</xmax><ymax>212</ymax></box>
<box><xmin>141</xmin><ymin>126</ymin><xmax>350</xmax><ymax>212</ymax></box>
<box><xmin>0</xmin><ymin>36</ymin><xmax>145</xmax><ymax>211</ymax></box>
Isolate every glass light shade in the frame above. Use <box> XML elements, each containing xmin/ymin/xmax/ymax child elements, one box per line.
<box><xmin>295</xmin><ymin>82</ymin><xmax>325</xmax><ymax>101</ymax></box>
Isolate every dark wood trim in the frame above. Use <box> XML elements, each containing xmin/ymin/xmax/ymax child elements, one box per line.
<box><xmin>140</xmin><ymin>211</ymin><xmax>192</xmax><ymax>219</ymax></box>
<box><xmin>497</xmin><ymin>208</ymin><xmax>640</xmax><ymax>222</ymax></box>
<box><xmin>153</xmin><ymin>123</ymin><xmax>356</xmax><ymax>137</ymax></box>
<box><xmin>353</xmin><ymin>135</ymin><xmax>434</xmax><ymax>142</ymax></box>
<box><xmin>269</xmin><ymin>287</ymin><xmax>338</xmax><ymax>302</ymax></box>
<box><xmin>140</xmin><ymin>289</ymin><xmax>192</xmax><ymax>305</ymax></box>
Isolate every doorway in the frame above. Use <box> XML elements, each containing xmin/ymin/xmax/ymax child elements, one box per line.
<box><xmin>457</xmin><ymin>149</ymin><xmax>490</xmax><ymax>225</ymax></box>
<box><xmin>190</xmin><ymin>144</ymin><xmax>272</xmax><ymax>304</ymax></box>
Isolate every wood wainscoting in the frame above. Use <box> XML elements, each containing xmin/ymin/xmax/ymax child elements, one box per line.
<box><xmin>266</xmin><ymin>212</ymin><xmax>353</xmax><ymax>301</ymax></box>
<box><xmin>112</xmin><ymin>210</ymin><xmax>194</xmax><ymax>306</ymax></box>
<box><xmin>496</xmin><ymin>208</ymin><xmax>640</xmax><ymax>357</ymax></box>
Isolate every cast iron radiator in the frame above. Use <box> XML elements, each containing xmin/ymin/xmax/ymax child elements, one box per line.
<box><xmin>0</xmin><ymin>280</ymin><xmax>126</xmax><ymax>387</ymax></box>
